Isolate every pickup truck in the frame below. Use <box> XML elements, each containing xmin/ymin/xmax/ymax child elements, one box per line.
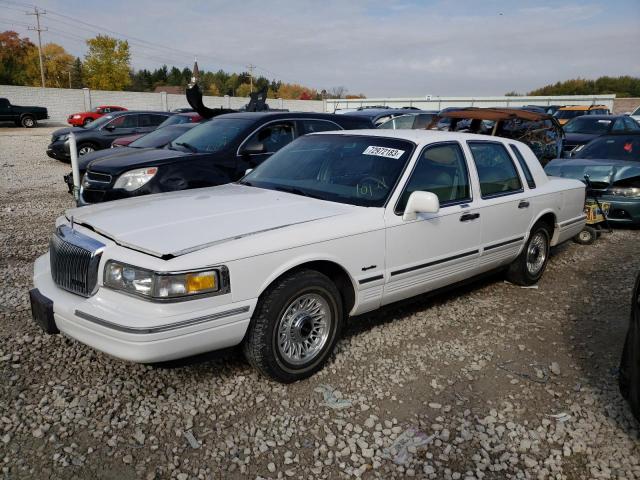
<box><xmin>30</xmin><ymin>130</ymin><xmax>586</xmax><ymax>382</ymax></box>
<box><xmin>0</xmin><ymin>97</ymin><xmax>49</xmax><ymax>127</ymax></box>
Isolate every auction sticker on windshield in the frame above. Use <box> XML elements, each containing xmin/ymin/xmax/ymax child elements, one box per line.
<box><xmin>363</xmin><ymin>146</ymin><xmax>405</xmax><ymax>159</ymax></box>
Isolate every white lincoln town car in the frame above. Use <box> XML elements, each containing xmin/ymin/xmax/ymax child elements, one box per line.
<box><xmin>30</xmin><ymin>130</ymin><xmax>586</xmax><ymax>382</ymax></box>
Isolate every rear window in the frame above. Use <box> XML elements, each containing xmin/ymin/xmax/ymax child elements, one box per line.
<box><xmin>509</xmin><ymin>145</ymin><xmax>536</xmax><ymax>189</ymax></box>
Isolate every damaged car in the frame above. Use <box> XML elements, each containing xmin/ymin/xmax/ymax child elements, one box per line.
<box><xmin>30</xmin><ymin>130</ymin><xmax>586</xmax><ymax>382</ymax></box>
<box><xmin>544</xmin><ymin>133</ymin><xmax>640</xmax><ymax>225</ymax></box>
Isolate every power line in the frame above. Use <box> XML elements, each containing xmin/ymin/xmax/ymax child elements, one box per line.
<box><xmin>25</xmin><ymin>5</ymin><xmax>46</xmax><ymax>88</ymax></box>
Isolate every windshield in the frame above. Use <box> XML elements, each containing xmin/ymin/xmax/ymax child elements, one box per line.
<box><xmin>85</xmin><ymin>114</ymin><xmax>115</xmax><ymax>129</ymax></box>
<box><xmin>157</xmin><ymin>114</ymin><xmax>193</xmax><ymax>128</ymax></box>
<box><xmin>129</xmin><ymin>126</ymin><xmax>192</xmax><ymax>149</ymax></box>
<box><xmin>564</xmin><ymin>117</ymin><xmax>612</xmax><ymax>134</ymax></box>
<box><xmin>632</xmin><ymin>107</ymin><xmax>640</xmax><ymax>116</ymax></box>
<box><xmin>241</xmin><ymin>134</ymin><xmax>414</xmax><ymax>207</ymax></box>
<box><xmin>575</xmin><ymin>135</ymin><xmax>640</xmax><ymax>161</ymax></box>
<box><xmin>169</xmin><ymin>118</ymin><xmax>253</xmax><ymax>153</ymax></box>
<box><xmin>554</xmin><ymin>109</ymin><xmax>585</xmax><ymax>120</ymax></box>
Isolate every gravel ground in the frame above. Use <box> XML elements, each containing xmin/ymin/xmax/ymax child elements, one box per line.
<box><xmin>1</xmin><ymin>127</ymin><xmax>639</xmax><ymax>480</ymax></box>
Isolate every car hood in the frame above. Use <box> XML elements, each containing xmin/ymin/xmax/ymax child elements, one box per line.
<box><xmin>66</xmin><ymin>184</ymin><xmax>361</xmax><ymax>258</ymax></box>
<box><xmin>52</xmin><ymin>126</ymin><xmax>88</xmax><ymax>137</ymax></box>
<box><xmin>113</xmin><ymin>134</ymin><xmax>144</xmax><ymax>145</ymax></box>
<box><xmin>545</xmin><ymin>158</ymin><xmax>640</xmax><ymax>188</ymax></box>
<box><xmin>87</xmin><ymin>147</ymin><xmax>201</xmax><ymax>175</ymax></box>
<box><xmin>564</xmin><ymin>133</ymin><xmax>598</xmax><ymax>144</ymax></box>
<box><xmin>78</xmin><ymin>147</ymin><xmax>137</xmax><ymax>172</ymax></box>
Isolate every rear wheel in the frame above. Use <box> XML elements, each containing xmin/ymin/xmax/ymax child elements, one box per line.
<box><xmin>77</xmin><ymin>143</ymin><xmax>96</xmax><ymax>156</ymax></box>
<box><xmin>243</xmin><ymin>270</ymin><xmax>343</xmax><ymax>383</ymax></box>
<box><xmin>506</xmin><ymin>221</ymin><xmax>551</xmax><ymax>286</ymax></box>
<box><xmin>573</xmin><ymin>226</ymin><xmax>597</xmax><ymax>245</ymax></box>
<box><xmin>21</xmin><ymin>115</ymin><xmax>36</xmax><ymax>128</ymax></box>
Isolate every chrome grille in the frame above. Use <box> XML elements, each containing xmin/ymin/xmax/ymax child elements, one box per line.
<box><xmin>49</xmin><ymin>225</ymin><xmax>105</xmax><ymax>297</ymax></box>
<box><xmin>86</xmin><ymin>171</ymin><xmax>112</xmax><ymax>183</ymax></box>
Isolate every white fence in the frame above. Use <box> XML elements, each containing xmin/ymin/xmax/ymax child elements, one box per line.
<box><xmin>0</xmin><ymin>84</ymin><xmax>324</xmax><ymax>124</ymax></box>
<box><xmin>325</xmin><ymin>94</ymin><xmax>617</xmax><ymax>112</ymax></box>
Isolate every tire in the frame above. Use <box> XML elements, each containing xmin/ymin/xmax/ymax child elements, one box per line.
<box><xmin>77</xmin><ymin>143</ymin><xmax>96</xmax><ymax>156</ymax></box>
<box><xmin>21</xmin><ymin>115</ymin><xmax>36</xmax><ymax>128</ymax></box>
<box><xmin>506</xmin><ymin>221</ymin><xmax>551</xmax><ymax>286</ymax></box>
<box><xmin>573</xmin><ymin>226</ymin><xmax>597</xmax><ymax>245</ymax></box>
<box><xmin>82</xmin><ymin>118</ymin><xmax>93</xmax><ymax>127</ymax></box>
<box><xmin>243</xmin><ymin>269</ymin><xmax>343</xmax><ymax>383</ymax></box>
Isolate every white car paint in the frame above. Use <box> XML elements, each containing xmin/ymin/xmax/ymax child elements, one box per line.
<box><xmin>32</xmin><ymin>130</ymin><xmax>587</xmax><ymax>364</ymax></box>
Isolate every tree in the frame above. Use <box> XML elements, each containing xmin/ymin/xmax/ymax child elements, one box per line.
<box><xmin>70</xmin><ymin>57</ymin><xmax>83</xmax><ymax>88</ymax></box>
<box><xmin>167</xmin><ymin>66</ymin><xmax>183</xmax><ymax>86</ymax></box>
<box><xmin>276</xmin><ymin>82</ymin><xmax>317</xmax><ymax>100</ymax></box>
<box><xmin>327</xmin><ymin>86</ymin><xmax>347</xmax><ymax>99</ymax></box>
<box><xmin>0</xmin><ymin>31</ymin><xmax>34</xmax><ymax>85</ymax></box>
<box><xmin>527</xmin><ymin>76</ymin><xmax>640</xmax><ymax>98</ymax></box>
<box><xmin>207</xmin><ymin>83</ymin><xmax>221</xmax><ymax>96</ymax></box>
<box><xmin>235</xmin><ymin>83</ymin><xmax>252</xmax><ymax>97</ymax></box>
<box><xmin>83</xmin><ymin>35</ymin><xmax>131</xmax><ymax>90</ymax></box>
<box><xmin>24</xmin><ymin>43</ymin><xmax>74</xmax><ymax>88</ymax></box>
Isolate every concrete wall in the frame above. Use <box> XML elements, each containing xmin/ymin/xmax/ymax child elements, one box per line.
<box><xmin>0</xmin><ymin>84</ymin><xmax>324</xmax><ymax>124</ymax></box>
<box><xmin>326</xmin><ymin>94</ymin><xmax>617</xmax><ymax>112</ymax></box>
<box><xmin>613</xmin><ymin>98</ymin><xmax>640</xmax><ymax>114</ymax></box>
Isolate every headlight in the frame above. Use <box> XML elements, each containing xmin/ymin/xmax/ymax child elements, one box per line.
<box><xmin>73</xmin><ymin>115</ymin><xmax>81</xmax><ymax>119</ymax></box>
<box><xmin>57</xmin><ymin>134</ymin><xmax>69</xmax><ymax>142</ymax></box>
<box><xmin>605</xmin><ymin>187</ymin><xmax>640</xmax><ymax>198</ymax></box>
<box><xmin>103</xmin><ymin>261</ymin><xmax>228</xmax><ymax>300</ymax></box>
<box><xmin>113</xmin><ymin>167</ymin><xmax>158</xmax><ymax>191</ymax></box>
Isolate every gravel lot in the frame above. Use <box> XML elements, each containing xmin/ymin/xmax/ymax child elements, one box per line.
<box><xmin>1</xmin><ymin>126</ymin><xmax>639</xmax><ymax>480</ymax></box>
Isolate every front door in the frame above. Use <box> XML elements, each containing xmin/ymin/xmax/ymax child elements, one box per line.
<box><xmin>236</xmin><ymin>121</ymin><xmax>296</xmax><ymax>176</ymax></box>
<box><xmin>383</xmin><ymin>141</ymin><xmax>482</xmax><ymax>305</ymax></box>
<box><xmin>101</xmin><ymin>114</ymin><xmax>140</xmax><ymax>141</ymax></box>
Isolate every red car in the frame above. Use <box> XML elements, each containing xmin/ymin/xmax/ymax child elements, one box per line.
<box><xmin>111</xmin><ymin>111</ymin><xmax>203</xmax><ymax>147</ymax></box>
<box><xmin>67</xmin><ymin>105</ymin><xmax>127</xmax><ymax>127</ymax></box>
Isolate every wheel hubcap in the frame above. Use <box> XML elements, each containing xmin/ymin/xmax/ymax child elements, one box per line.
<box><xmin>277</xmin><ymin>293</ymin><xmax>331</xmax><ymax>365</ymax></box>
<box><xmin>579</xmin><ymin>231</ymin><xmax>591</xmax><ymax>242</ymax></box>
<box><xmin>526</xmin><ymin>232</ymin><xmax>548</xmax><ymax>275</ymax></box>
<box><xmin>79</xmin><ymin>146</ymin><xmax>94</xmax><ymax>155</ymax></box>
<box><xmin>25</xmin><ymin>119</ymin><xmax>33</xmax><ymax>126</ymax></box>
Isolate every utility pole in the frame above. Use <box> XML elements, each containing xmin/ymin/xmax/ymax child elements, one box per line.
<box><xmin>246</xmin><ymin>64</ymin><xmax>255</xmax><ymax>93</ymax></box>
<box><xmin>26</xmin><ymin>6</ymin><xmax>47</xmax><ymax>88</ymax></box>
<box><xmin>68</xmin><ymin>71</ymin><xmax>72</xmax><ymax>89</ymax></box>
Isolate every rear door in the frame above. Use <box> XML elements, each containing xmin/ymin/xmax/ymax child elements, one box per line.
<box><xmin>466</xmin><ymin>140</ymin><xmax>531</xmax><ymax>271</ymax></box>
<box><xmin>139</xmin><ymin>113</ymin><xmax>169</xmax><ymax>133</ymax></box>
<box><xmin>100</xmin><ymin>114</ymin><xmax>140</xmax><ymax>144</ymax></box>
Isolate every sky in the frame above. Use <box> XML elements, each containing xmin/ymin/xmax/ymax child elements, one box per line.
<box><xmin>1</xmin><ymin>0</ymin><xmax>639</xmax><ymax>97</ymax></box>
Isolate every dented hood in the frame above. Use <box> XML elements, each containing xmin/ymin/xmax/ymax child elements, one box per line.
<box><xmin>66</xmin><ymin>184</ymin><xmax>356</xmax><ymax>258</ymax></box>
<box><xmin>544</xmin><ymin>158</ymin><xmax>640</xmax><ymax>188</ymax></box>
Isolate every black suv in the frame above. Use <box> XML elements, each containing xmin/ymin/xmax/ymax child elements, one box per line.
<box><xmin>47</xmin><ymin>110</ymin><xmax>173</xmax><ymax>161</ymax></box>
<box><xmin>79</xmin><ymin>112</ymin><xmax>373</xmax><ymax>204</ymax></box>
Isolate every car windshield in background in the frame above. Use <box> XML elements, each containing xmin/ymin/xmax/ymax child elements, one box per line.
<box><xmin>85</xmin><ymin>114</ymin><xmax>115</xmax><ymax>129</ymax></box>
<box><xmin>168</xmin><ymin>118</ymin><xmax>252</xmax><ymax>153</ymax></box>
<box><xmin>241</xmin><ymin>135</ymin><xmax>414</xmax><ymax>207</ymax></box>
<box><xmin>575</xmin><ymin>136</ymin><xmax>640</xmax><ymax>161</ymax></box>
<box><xmin>564</xmin><ymin>117</ymin><xmax>612</xmax><ymax>134</ymax></box>
<box><xmin>554</xmin><ymin>110</ymin><xmax>583</xmax><ymax>120</ymax></box>
<box><xmin>157</xmin><ymin>115</ymin><xmax>192</xmax><ymax>128</ymax></box>
<box><xmin>129</xmin><ymin>126</ymin><xmax>188</xmax><ymax>149</ymax></box>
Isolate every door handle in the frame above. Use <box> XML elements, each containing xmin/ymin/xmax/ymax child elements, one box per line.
<box><xmin>460</xmin><ymin>212</ymin><xmax>480</xmax><ymax>222</ymax></box>
<box><xmin>518</xmin><ymin>200</ymin><xmax>530</xmax><ymax>209</ymax></box>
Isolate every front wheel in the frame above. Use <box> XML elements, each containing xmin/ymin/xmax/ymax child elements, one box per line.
<box><xmin>506</xmin><ymin>222</ymin><xmax>551</xmax><ymax>286</ymax></box>
<box><xmin>77</xmin><ymin>143</ymin><xmax>96</xmax><ymax>156</ymax></box>
<box><xmin>243</xmin><ymin>270</ymin><xmax>343</xmax><ymax>383</ymax></box>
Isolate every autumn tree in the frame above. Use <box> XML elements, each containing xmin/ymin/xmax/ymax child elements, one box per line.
<box><xmin>276</xmin><ymin>83</ymin><xmax>317</xmax><ymax>100</ymax></box>
<box><xmin>0</xmin><ymin>31</ymin><xmax>33</xmax><ymax>85</ymax></box>
<box><xmin>70</xmin><ymin>57</ymin><xmax>83</xmax><ymax>88</ymax></box>
<box><xmin>235</xmin><ymin>83</ymin><xmax>252</xmax><ymax>97</ymax></box>
<box><xmin>24</xmin><ymin>43</ymin><xmax>74</xmax><ymax>88</ymax></box>
<box><xmin>83</xmin><ymin>35</ymin><xmax>131</xmax><ymax>90</ymax></box>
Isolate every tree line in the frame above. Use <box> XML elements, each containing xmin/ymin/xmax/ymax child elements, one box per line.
<box><xmin>0</xmin><ymin>31</ymin><xmax>363</xmax><ymax>100</ymax></box>
<box><xmin>506</xmin><ymin>76</ymin><xmax>640</xmax><ymax>98</ymax></box>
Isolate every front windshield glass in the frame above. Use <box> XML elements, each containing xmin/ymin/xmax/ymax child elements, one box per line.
<box><xmin>575</xmin><ymin>136</ymin><xmax>640</xmax><ymax>161</ymax></box>
<box><xmin>564</xmin><ymin>117</ymin><xmax>612</xmax><ymax>134</ymax></box>
<box><xmin>169</xmin><ymin>118</ymin><xmax>253</xmax><ymax>153</ymax></box>
<box><xmin>158</xmin><ymin>115</ymin><xmax>192</xmax><ymax>128</ymax></box>
<box><xmin>85</xmin><ymin>114</ymin><xmax>115</xmax><ymax>129</ymax></box>
<box><xmin>130</xmin><ymin>126</ymin><xmax>191</xmax><ymax>149</ymax></box>
<box><xmin>554</xmin><ymin>109</ymin><xmax>584</xmax><ymax>120</ymax></box>
<box><xmin>241</xmin><ymin>135</ymin><xmax>414</xmax><ymax>207</ymax></box>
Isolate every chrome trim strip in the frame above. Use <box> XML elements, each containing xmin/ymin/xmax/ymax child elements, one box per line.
<box><xmin>390</xmin><ymin>249</ymin><xmax>479</xmax><ymax>277</ymax></box>
<box><xmin>484</xmin><ymin>236</ymin><xmax>524</xmax><ymax>252</ymax></box>
<box><xmin>74</xmin><ymin>306</ymin><xmax>251</xmax><ymax>334</ymax></box>
<box><xmin>359</xmin><ymin>274</ymin><xmax>383</xmax><ymax>285</ymax></box>
<box><xmin>559</xmin><ymin>215</ymin><xmax>587</xmax><ymax>228</ymax></box>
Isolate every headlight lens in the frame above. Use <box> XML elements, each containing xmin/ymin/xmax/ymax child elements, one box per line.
<box><xmin>113</xmin><ymin>167</ymin><xmax>158</xmax><ymax>191</ymax></box>
<box><xmin>73</xmin><ymin>115</ymin><xmax>81</xmax><ymax>119</ymax></box>
<box><xmin>605</xmin><ymin>187</ymin><xmax>640</xmax><ymax>198</ymax></box>
<box><xmin>103</xmin><ymin>260</ymin><xmax>224</xmax><ymax>300</ymax></box>
<box><xmin>57</xmin><ymin>134</ymin><xmax>69</xmax><ymax>142</ymax></box>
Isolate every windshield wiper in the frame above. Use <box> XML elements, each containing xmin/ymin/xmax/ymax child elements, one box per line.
<box><xmin>273</xmin><ymin>186</ymin><xmax>322</xmax><ymax>199</ymax></box>
<box><xmin>174</xmin><ymin>142</ymin><xmax>198</xmax><ymax>153</ymax></box>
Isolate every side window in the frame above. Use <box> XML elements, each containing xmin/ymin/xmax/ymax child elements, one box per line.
<box><xmin>468</xmin><ymin>141</ymin><xmax>522</xmax><ymax>198</ymax></box>
<box><xmin>300</xmin><ymin>119</ymin><xmax>340</xmax><ymax>135</ymax></box>
<box><xmin>612</xmin><ymin>119</ymin><xmax>626</xmax><ymax>132</ymax></box>
<box><xmin>396</xmin><ymin>142</ymin><xmax>470</xmax><ymax>212</ymax></box>
<box><xmin>624</xmin><ymin>117</ymin><xmax>640</xmax><ymax>130</ymax></box>
<box><xmin>102</xmin><ymin>107</ymin><xmax>111</xmax><ymax>113</ymax></box>
<box><xmin>378</xmin><ymin>115</ymin><xmax>416</xmax><ymax>130</ymax></box>
<box><xmin>106</xmin><ymin>114</ymin><xmax>137</xmax><ymax>129</ymax></box>
<box><xmin>509</xmin><ymin>144</ymin><xmax>536</xmax><ymax>189</ymax></box>
<box><xmin>250</xmin><ymin>122</ymin><xmax>295</xmax><ymax>153</ymax></box>
<box><xmin>141</xmin><ymin>114</ymin><xmax>167</xmax><ymax>127</ymax></box>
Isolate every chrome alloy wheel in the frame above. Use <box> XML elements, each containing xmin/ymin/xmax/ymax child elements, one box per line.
<box><xmin>78</xmin><ymin>145</ymin><xmax>95</xmax><ymax>155</ymax></box>
<box><xmin>277</xmin><ymin>293</ymin><xmax>331</xmax><ymax>365</ymax></box>
<box><xmin>526</xmin><ymin>231</ymin><xmax>548</xmax><ymax>275</ymax></box>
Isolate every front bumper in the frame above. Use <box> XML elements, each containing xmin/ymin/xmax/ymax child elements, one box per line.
<box><xmin>32</xmin><ymin>254</ymin><xmax>256</xmax><ymax>363</ymax></box>
<box><xmin>603</xmin><ymin>198</ymin><xmax>640</xmax><ymax>225</ymax></box>
<box><xmin>47</xmin><ymin>141</ymin><xmax>70</xmax><ymax>161</ymax></box>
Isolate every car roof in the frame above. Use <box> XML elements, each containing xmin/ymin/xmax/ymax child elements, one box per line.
<box><xmin>346</xmin><ymin>108</ymin><xmax>438</xmax><ymax>118</ymax></box>
<box><xmin>215</xmin><ymin>112</ymin><xmax>370</xmax><ymax>120</ymax></box>
<box><xmin>559</xmin><ymin>105</ymin><xmax>608</xmax><ymax>111</ymax></box>
<box><xmin>311</xmin><ymin>128</ymin><xmax>519</xmax><ymax>145</ymax></box>
<box><xmin>568</xmin><ymin>114</ymin><xmax>625</xmax><ymax>120</ymax></box>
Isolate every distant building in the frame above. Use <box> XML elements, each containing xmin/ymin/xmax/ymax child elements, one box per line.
<box><xmin>154</xmin><ymin>85</ymin><xmax>184</xmax><ymax>94</ymax></box>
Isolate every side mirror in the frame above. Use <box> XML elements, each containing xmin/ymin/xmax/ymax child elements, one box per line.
<box><xmin>402</xmin><ymin>191</ymin><xmax>440</xmax><ymax>221</ymax></box>
<box><xmin>104</xmin><ymin>125</ymin><xmax>116</xmax><ymax>131</ymax></box>
<box><xmin>242</xmin><ymin>140</ymin><xmax>266</xmax><ymax>155</ymax></box>
<box><xmin>245</xmin><ymin>168</ymin><xmax>253</xmax><ymax>175</ymax></box>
